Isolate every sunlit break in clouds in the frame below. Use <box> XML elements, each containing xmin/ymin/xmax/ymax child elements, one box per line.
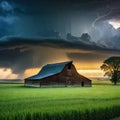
<box><xmin>0</xmin><ymin>0</ymin><xmax>120</xmax><ymax>79</ymax></box>
<box><xmin>109</xmin><ymin>20</ymin><xmax>120</xmax><ymax>29</ymax></box>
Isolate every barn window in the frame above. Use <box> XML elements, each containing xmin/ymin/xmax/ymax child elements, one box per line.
<box><xmin>68</xmin><ymin>64</ymin><xmax>71</xmax><ymax>69</ymax></box>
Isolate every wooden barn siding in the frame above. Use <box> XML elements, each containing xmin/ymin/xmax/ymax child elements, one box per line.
<box><xmin>56</xmin><ymin>64</ymin><xmax>91</xmax><ymax>86</ymax></box>
<box><xmin>25</xmin><ymin>64</ymin><xmax>91</xmax><ymax>87</ymax></box>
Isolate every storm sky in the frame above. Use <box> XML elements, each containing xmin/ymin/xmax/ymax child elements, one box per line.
<box><xmin>0</xmin><ymin>0</ymin><xmax>120</xmax><ymax>78</ymax></box>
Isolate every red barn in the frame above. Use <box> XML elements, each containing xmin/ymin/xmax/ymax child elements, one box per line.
<box><xmin>25</xmin><ymin>61</ymin><xmax>91</xmax><ymax>87</ymax></box>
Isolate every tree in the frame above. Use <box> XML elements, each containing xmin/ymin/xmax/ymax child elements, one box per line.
<box><xmin>101</xmin><ymin>56</ymin><xmax>120</xmax><ymax>85</ymax></box>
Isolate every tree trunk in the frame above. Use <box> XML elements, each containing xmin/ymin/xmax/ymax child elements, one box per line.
<box><xmin>113</xmin><ymin>71</ymin><xmax>117</xmax><ymax>85</ymax></box>
<box><xmin>114</xmin><ymin>81</ymin><xmax>117</xmax><ymax>85</ymax></box>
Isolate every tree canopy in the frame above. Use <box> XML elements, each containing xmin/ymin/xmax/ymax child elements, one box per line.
<box><xmin>101</xmin><ymin>56</ymin><xmax>120</xmax><ymax>85</ymax></box>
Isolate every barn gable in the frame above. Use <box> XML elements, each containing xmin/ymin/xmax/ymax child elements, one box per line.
<box><xmin>25</xmin><ymin>61</ymin><xmax>72</xmax><ymax>80</ymax></box>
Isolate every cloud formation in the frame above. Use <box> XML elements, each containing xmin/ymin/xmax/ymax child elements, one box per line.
<box><xmin>0</xmin><ymin>35</ymin><xmax>120</xmax><ymax>52</ymax></box>
<box><xmin>0</xmin><ymin>0</ymin><xmax>120</xmax><ymax>78</ymax></box>
<box><xmin>0</xmin><ymin>35</ymin><xmax>120</xmax><ymax>76</ymax></box>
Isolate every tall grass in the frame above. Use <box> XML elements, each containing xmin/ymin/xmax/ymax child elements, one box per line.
<box><xmin>0</xmin><ymin>83</ymin><xmax>120</xmax><ymax>120</ymax></box>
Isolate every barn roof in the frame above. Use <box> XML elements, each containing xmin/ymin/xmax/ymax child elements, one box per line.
<box><xmin>25</xmin><ymin>61</ymin><xmax>72</xmax><ymax>80</ymax></box>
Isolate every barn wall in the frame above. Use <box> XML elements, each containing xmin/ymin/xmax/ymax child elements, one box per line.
<box><xmin>25</xmin><ymin>79</ymin><xmax>41</xmax><ymax>87</ymax></box>
<box><xmin>39</xmin><ymin>64</ymin><xmax>91</xmax><ymax>87</ymax></box>
<box><xmin>40</xmin><ymin>74</ymin><xmax>67</xmax><ymax>87</ymax></box>
<box><xmin>59</xmin><ymin>64</ymin><xmax>91</xmax><ymax>86</ymax></box>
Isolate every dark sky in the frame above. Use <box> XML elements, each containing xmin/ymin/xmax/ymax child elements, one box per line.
<box><xmin>0</xmin><ymin>0</ymin><xmax>120</xmax><ymax>78</ymax></box>
<box><xmin>1</xmin><ymin>0</ymin><xmax>120</xmax><ymax>38</ymax></box>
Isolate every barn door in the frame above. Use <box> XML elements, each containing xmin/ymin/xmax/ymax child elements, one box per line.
<box><xmin>81</xmin><ymin>81</ymin><xmax>84</xmax><ymax>87</ymax></box>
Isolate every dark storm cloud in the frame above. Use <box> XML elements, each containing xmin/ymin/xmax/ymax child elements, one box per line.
<box><xmin>67</xmin><ymin>52</ymin><xmax>108</xmax><ymax>63</ymax></box>
<box><xmin>0</xmin><ymin>0</ymin><xmax>19</xmax><ymax>38</ymax></box>
<box><xmin>0</xmin><ymin>44</ymin><xmax>59</xmax><ymax>74</ymax></box>
<box><xmin>0</xmin><ymin>0</ymin><xmax>120</xmax><ymax>77</ymax></box>
<box><xmin>0</xmin><ymin>36</ymin><xmax>120</xmax><ymax>52</ymax></box>
<box><xmin>67</xmin><ymin>51</ymin><xmax>120</xmax><ymax>65</ymax></box>
<box><xmin>12</xmin><ymin>0</ymin><xmax>119</xmax><ymax>16</ymax></box>
<box><xmin>8</xmin><ymin>0</ymin><xmax>110</xmax><ymax>17</ymax></box>
<box><xmin>0</xmin><ymin>36</ymin><xmax>120</xmax><ymax>75</ymax></box>
<box><xmin>0</xmin><ymin>0</ymin><xmax>119</xmax><ymax>38</ymax></box>
<box><xmin>0</xmin><ymin>48</ymin><xmax>33</xmax><ymax>74</ymax></box>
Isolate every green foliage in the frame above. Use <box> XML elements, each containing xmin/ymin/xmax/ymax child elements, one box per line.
<box><xmin>101</xmin><ymin>56</ymin><xmax>120</xmax><ymax>85</ymax></box>
<box><xmin>0</xmin><ymin>84</ymin><xmax>120</xmax><ymax>120</ymax></box>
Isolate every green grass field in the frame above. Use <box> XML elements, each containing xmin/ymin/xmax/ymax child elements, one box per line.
<box><xmin>0</xmin><ymin>83</ymin><xmax>120</xmax><ymax>120</ymax></box>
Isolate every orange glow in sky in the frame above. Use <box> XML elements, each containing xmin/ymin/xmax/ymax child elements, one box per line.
<box><xmin>24</xmin><ymin>68</ymin><xmax>40</xmax><ymax>78</ymax></box>
<box><xmin>0</xmin><ymin>59</ymin><xmax>104</xmax><ymax>79</ymax></box>
<box><xmin>75</xmin><ymin>62</ymin><xmax>102</xmax><ymax>70</ymax></box>
<box><xmin>0</xmin><ymin>68</ymin><xmax>18</xmax><ymax>79</ymax></box>
<box><xmin>0</xmin><ymin>66</ymin><xmax>104</xmax><ymax>79</ymax></box>
<box><xmin>78</xmin><ymin>70</ymin><xmax>104</xmax><ymax>78</ymax></box>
